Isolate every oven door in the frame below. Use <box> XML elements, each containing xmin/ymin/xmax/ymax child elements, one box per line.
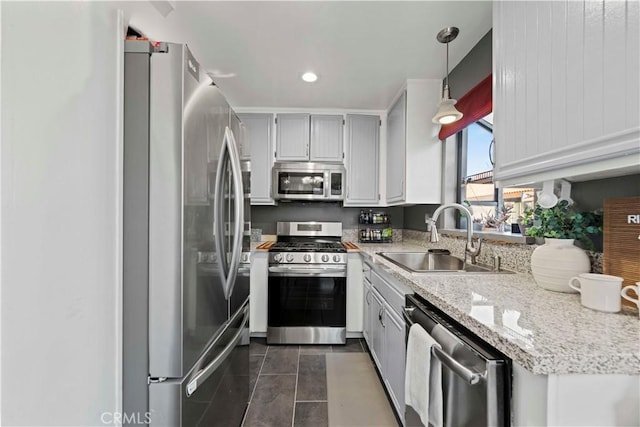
<box><xmin>267</xmin><ymin>266</ymin><xmax>347</xmax><ymax>344</ymax></box>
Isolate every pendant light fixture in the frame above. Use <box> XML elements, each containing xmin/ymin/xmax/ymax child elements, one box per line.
<box><xmin>432</xmin><ymin>27</ymin><xmax>463</xmax><ymax>125</ymax></box>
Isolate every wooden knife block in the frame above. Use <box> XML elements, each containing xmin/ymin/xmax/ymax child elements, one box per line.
<box><xmin>603</xmin><ymin>197</ymin><xmax>640</xmax><ymax>308</ymax></box>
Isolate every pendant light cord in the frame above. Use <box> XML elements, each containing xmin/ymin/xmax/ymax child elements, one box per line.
<box><xmin>445</xmin><ymin>41</ymin><xmax>449</xmax><ymax>93</ymax></box>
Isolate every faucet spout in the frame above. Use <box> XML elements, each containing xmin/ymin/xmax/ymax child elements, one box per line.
<box><xmin>429</xmin><ymin>203</ymin><xmax>482</xmax><ymax>263</ymax></box>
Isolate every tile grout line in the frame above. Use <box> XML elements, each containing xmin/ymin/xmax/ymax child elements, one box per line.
<box><xmin>249</xmin><ymin>354</ymin><xmax>267</xmax><ymax>403</ymax></box>
<box><xmin>242</xmin><ymin>343</ymin><xmax>269</xmax><ymax>427</ymax></box>
<box><xmin>291</xmin><ymin>346</ymin><xmax>301</xmax><ymax>427</ymax></box>
<box><xmin>248</xmin><ymin>345</ymin><xmax>269</xmax><ymax>403</ymax></box>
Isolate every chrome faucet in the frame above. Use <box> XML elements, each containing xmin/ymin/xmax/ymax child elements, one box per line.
<box><xmin>427</xmin><ymin>203</ymin><xmax>482</xmax><ymax>264</ymax></box>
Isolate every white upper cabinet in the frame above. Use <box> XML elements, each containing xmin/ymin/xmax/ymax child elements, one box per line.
<box><xmin>275</xmin><ymin>113</ymin><xmax>310</xmax><ymax>161</ymax></box>
<box><xmin>345</xmin><ymin>114</ymin><xmax>380</xmax><ymax>206</ymax></box>
<box><xmin>386</xmin><ymin>80</ymin><xmax>442</xmax><ymax>205</ymax></box>
<box><xmin>230</xmin><ymin>111</ymin><xmax>250</xmax><ymax>161</ymax></box>
<box><xmin>276</xmin><ymin>113</ymin><xmax>344</xmax><ymax>162</ymax></box>
<box><xmin>238</xmin><ymin>113</ymin><xmax>275</xmax><ymax>205</ymax></box>
<box><xmin>386</xmin><ymin>92</ymin><xmax>406</xmax><ymax>203</ymax></box>
<box><xmin>493</xmin><ymin>0</ymin><xmax>640</xmax><ymax>186</ymax></box>
<box><xmin>310</xmin><ymin>115</ymin><xmax>344</xmax><ymax>161</ymax></box>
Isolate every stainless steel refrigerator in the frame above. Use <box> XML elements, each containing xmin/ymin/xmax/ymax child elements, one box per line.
<box><xmin>123</xmin><ymin>40</ymin><xmax>250</xmax><ymax>426</ymax></box>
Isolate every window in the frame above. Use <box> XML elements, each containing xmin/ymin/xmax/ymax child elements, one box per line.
<box><xmin>457</xmin><ymin>113</ymin><xmax>535</xmax><ymax>231</ymax></box>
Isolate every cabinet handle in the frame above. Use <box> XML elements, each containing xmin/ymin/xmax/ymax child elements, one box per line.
<box><xmin>378</xmin><ymin>308</ymin><xmax>385</xmax><ymax>327</ymax></box>
<box><xmin>365</xmin><ymin>290</ymin><xmax>371</xmax><ymax>305</ymax></box>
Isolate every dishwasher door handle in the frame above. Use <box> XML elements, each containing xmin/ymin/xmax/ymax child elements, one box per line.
<box><xmin>432</xmin><ymin>345</ymin><xmax>485</xmax><ymax>385</ymax></box>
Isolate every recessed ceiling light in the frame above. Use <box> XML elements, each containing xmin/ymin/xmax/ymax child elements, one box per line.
<box><xmin>207</xmin><ymin>70</ymin><xmax>237</xmax><ymax>79</ymax></box>
<box><xmin>302</xmin><ymin>72</ymin><xmax>318</xmax><ymax>83</ymax></box>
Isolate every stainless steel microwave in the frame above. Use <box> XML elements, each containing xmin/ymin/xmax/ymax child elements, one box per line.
<box><xmin>273</xmin><ymin>162</ymin><xmax>345</xmax><ymax>201</ymax></box>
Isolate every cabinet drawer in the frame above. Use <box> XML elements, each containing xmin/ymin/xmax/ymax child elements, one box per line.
<box><xmin>371</xmin><ymin>269</ymin><xmax>411</xmax><ymax>315</ymax></box>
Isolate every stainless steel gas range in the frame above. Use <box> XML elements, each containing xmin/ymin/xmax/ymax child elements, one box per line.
<box><xmin>267</xmin><ymin>221</ymin><xmax>347</xmax><ymax>345</ymax></box>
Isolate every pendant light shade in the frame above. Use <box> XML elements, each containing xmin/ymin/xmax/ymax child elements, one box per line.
<box><xmin>432</xmin><ymin>27</ymin><xmax>463</xmax><ymax>125</ymax></box>
<box><xmin>432</xmin><ymin>87</ymin><xmax>463</xmax><ymax>125</ymax></box>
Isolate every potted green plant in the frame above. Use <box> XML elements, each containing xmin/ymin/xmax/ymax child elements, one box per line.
<box><xmin>516</xmin><ymin>207</ymin><xmax>534</xmax><ymax>235</ymax></box>
<box><xmin>525</xmin><ymin>201</ymin><xmax>602</xmax><ymax>249</ymax></box>
<box><xmin>526</xmin><ymin>200</ymin><xmax>603</xmax><ymax>293</ymax></box>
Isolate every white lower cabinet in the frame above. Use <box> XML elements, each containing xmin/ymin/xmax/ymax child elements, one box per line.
<box><xmin>346</xmin><ymin>253</ymin><xmax>364</xmax><ymax>333</ymax></box>
<box><xmin>362</xmin><ymin>264</ymin><xmax>372</xmax><ymax>344</ymax></box>
<box><xmin>249</xmin><ymin>251</ymin><xmax>268</xmax><ymax>333</ymax></box>
<box><xmin>370</xmin><ymin>288</ymin><xmax>386</xmax><ymax>371</ymax></box>
<box><xmin>362</xmin><ymin>258</ymin><xmax>409</xmax><ymax>423</ymax></box>
<box><xmin>512</xmin><ymin>361</ymin><xmax>640</xmax><ymax>426</ymax></box>
<box><xmin>383</xmin><ymin>306</ymin><xmax>406</xmax><ymax>417</ymax></box>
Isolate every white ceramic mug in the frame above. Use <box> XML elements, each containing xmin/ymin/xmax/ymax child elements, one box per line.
<box><xmin>620</xmin><ymin>282</ymin><xmax>640</xmax><ymax>314</ymax></box>
<box><xmin>568</xmin><ymin>273</ymin><xmax>624</xmax><ymax>313</ymax></box>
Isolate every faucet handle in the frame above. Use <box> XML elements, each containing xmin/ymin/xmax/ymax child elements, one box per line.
<box><xmin>467</xmin><ymin>237</ymin><xmax>482</xmax><ymax>255</ymax></box>
<box><xmin>429</xmin><ymin>220</ymin><xmax>440</xmax><ymax>243</ymax></box>
<box><xmin>493</xmin><ymin>255</ymin><xmax>501</xmax><ymax>272</ymax></box>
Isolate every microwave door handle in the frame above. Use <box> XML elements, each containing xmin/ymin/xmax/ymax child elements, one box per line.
<box><xmin>222</xmin><ymin>127</ymin><xmax>244</xmax><ymax>300</ymax></box>
<box><xmin>325</xmin><ymin>170</ymin><xmax>330</xmax><ymax>198</ymax></box>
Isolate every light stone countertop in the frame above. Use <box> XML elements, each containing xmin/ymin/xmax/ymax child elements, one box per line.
<box><xmin>357</xmin><ymin>241</ymin><xmax>640</xmax><ymax>375</ymax></box>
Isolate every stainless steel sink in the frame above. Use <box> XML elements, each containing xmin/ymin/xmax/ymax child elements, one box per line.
<box><xmin>376</xmin><ymin>251</ymin><xmax>512</xmax><ymax>274</ymax></box>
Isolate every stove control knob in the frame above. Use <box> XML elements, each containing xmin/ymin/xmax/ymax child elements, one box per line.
<box><xmin>273</xmin><ymin>253</ymin><xmax>283</xmax><ymax>263</ymax></box>
<box><xmin>286</xmin><ymin>254</ymin><xmax>294</xmax><ymax>263</ymax></box>
<box><xmin>321</xmin><ymin>254</ymin><xmax>329</xmax><ymax>263</ymax></box>
<box><xmin>303</xmin><ymin>254</ymin><xmax>312</xmax><ymax>263</ymax></box>
<box><xmin>333</xmin><ymin>255</ymin><xmax>341</xmax><ymax>263</ymax></box>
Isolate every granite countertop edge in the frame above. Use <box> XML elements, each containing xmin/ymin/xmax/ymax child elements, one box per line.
<box><xmin>357</xmin><ymin>242</ymin><xmax>640</xmax><ymax>376</ymax></box>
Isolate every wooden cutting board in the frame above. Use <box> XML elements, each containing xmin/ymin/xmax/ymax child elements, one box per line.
<box><xmin>603</xmin><ymin>197</ymin><xmax>640</xmax><ymax>308</ymax></box>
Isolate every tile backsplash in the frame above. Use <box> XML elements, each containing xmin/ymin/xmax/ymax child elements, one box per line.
<box><xmin>249</xmin><ymin>225</ymin><xmax>603</xmax><ymax>274</ymax></box>
<box><xmin>402</xmin><ymin>229</ymin><xmax>603</xmax><ymax>274</ymax></box>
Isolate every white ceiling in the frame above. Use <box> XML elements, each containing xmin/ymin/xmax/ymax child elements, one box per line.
<box><xmin>123</xmin><ymin>1</ymin><xmax>492</xmax><ymax>111</ymax></box>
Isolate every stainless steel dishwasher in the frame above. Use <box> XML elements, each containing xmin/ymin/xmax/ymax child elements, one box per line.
<box><xmin>403</xmin><ymin>294</ymin><xmax>511</xmax><ymax>427</ymax></box>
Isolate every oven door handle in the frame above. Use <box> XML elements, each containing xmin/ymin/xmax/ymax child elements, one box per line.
<box><xmin>431</xmin><ymin>345</ymin><xmax>485</xmax><ymax>385</ymax></box>
<box><xmin>268</xmin><ymin>266</ymin><xmax>347</xmax><ymax>277</ymax></box>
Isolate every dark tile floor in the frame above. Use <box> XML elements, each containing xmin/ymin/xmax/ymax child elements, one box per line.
<box><xmin>242</xmin><ymin>338</ymin><xmax>366</xmax><ymax>427</ymax></box>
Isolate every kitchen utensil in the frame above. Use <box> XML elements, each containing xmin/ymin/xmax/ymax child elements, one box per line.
<box><xmin>568</xmin><ymin>273</ymin><xmax>624</xmax><ymax>312</ymax></box>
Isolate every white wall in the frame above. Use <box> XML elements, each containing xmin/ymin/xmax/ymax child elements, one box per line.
<box><xmin>1</xmin><ymin>3</ymin><xmax>124</xmax><ymax>425</ymax></box>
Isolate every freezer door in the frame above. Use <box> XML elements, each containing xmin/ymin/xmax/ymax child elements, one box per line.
<box><xmin>149</xmin><ymin>301</ymin><xmax>250</xmax><ymax>427</ymax></box>
<box><xmin>149</xmin><ymin>42</ymin><xmax>232</xmax><ymax>378</ymax></box>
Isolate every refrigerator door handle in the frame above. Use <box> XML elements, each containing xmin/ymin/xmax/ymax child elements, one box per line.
<box><xmin>222</xmin><ymin>127</ymin><xmax>244</xmax><ymax>300</ymax></box>
<box><xmin>185</xmin><ymin>304</ymin><xmax>249</xmax><ymax>397</ymax></box>
<box><xmin>213</xmin><ymin>131</ymin><xmax>229</xmax><ymax>289</ymax></box>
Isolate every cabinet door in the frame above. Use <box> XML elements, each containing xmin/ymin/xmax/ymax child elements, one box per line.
<box><xmin>386</xmin><ymin>92</ymin><xmax>406</xmax><ymax>203</ymax></box>
<box><xmin>345</xmin><ymin>114</ymin><xmax>379</xmax><ymax>205</ymax></box>
<box><xmin>230</xmin><ymin>111</ymin><xmax>250</xmax><ymax>161</ymax></box>
<box><xmin>493</xmin><ymin>1</ymin><xmax>640</xmax><ymax>186</ymax></box>
<box><xmin>249</xmin><ymin>252</ymin><xmax>269</xmax><ymax>333</ymax></box>
<box><xmin>238</xmin><ymin>113</ymin><xmax>274</xmax><ymax>205</ymax></box>
<box><xmin>346</xmin><ymin>253</ymin><xmax>364</xmax><ymax>332</ymax></box>
<box><xmin>362</xmin><ymin>278</ymin><xmax>372</xmax><ymax>347</ymax></box>
<box><xmin>383</xmin><ymin>306</ymin><xmax>406</xmax><ymax>421</ymax></box>
<box><xmin>275</xmin><ymin>113</ymin><xmax>310</xmax><ymax>161</ymax></box>
<box><xmin>369</xmin><ymin>288</ymin><xmax>386</xmax><ymax>372</ymax></box>
<box><xmin>310</xmin><ymin>115</ymin><xmax>344</xmax><ymax>162</ymax></box>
